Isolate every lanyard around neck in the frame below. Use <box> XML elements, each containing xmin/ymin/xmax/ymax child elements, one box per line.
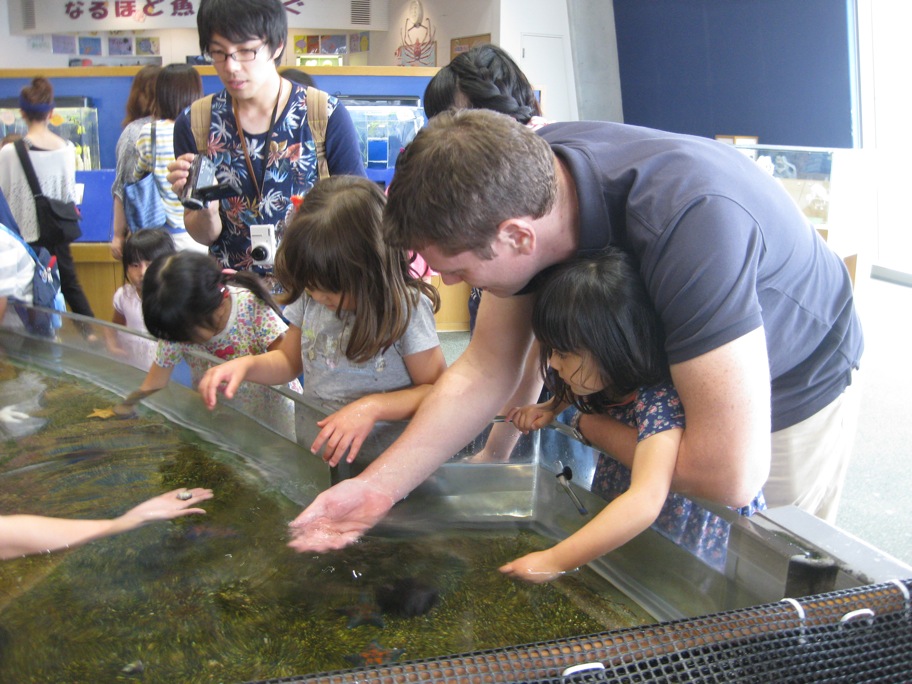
<box><xmin>232</xmin><ymin>79</ymin><xmax>283</xmax><ymax>204</ymax></box>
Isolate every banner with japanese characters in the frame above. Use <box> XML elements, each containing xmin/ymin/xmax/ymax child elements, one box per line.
<box><xmin>34</xmin><ymin>1</ymin><xmax>387</xmax><ymax>32</ymax></box>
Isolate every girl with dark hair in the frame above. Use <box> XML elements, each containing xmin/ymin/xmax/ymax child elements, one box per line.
<box><xmin>133</xmin><ymin>64</ymin><xmax>207</xmax><ymax>253</ymax></box>
<box><xmin>106</xmin><ymin>228</ymin><xmax>176</xmax><ymax>369</ymax></box>
<box><xmin>197</xmin><ymin>175</ymin><xmax>446</xmax><ymax>467</ymax></box>
<box><xmin>0</xmin><ymin>76</ymin><xmax>96</xmax><ymax>329</ymax></box>
<box><xmin>113</xmin><ymin>251</ymin><xmax>301</xmax><ymax>437</ymax></box>
<box><xmin>112</xmin><ymin>64</ymin><xmax>161</xmax><ymax>259</ymax></box>
<box><xmin>499</xmin><ymin>248</ymin><xmax>765</xmax><ymax>583</ymax></box>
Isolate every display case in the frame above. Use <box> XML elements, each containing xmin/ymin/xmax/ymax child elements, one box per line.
<box><xmin>0</xmin><ymin>95</ymin><xmax>100</xmax><ymax>170</ymax></box>
<box><xmin>297</xmin><ymin>54</ymin><xmax>344</xmax><ymax>68</ymax></box>
<box><xmin>733</xmin><ymin>143</ymin><xmax>872</xmax><ymax>284</ymax></box>
<box><xmin>338</xmin><ymin>95</ymin><xmax>425</xmax><ymax>188</ymax></box>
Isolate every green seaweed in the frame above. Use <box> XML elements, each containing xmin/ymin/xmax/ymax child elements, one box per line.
<box><xmin>0</xmin><ymin>358</ymin><xmax>652</xmax><ymax>682</ymax></box>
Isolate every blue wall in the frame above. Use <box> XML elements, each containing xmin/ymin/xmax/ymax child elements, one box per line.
<box><xmin>612</xmin><ymin>0</ymin><xmax>859</xmax><ymax>148</ymax></box>
<box><xmin>0</xmin><ymin>72</ymin><xmax>432</xmax><ymax>170</ymax></box>
<box><xmin>0</xmin><ymin>71</ymin><xmax>431</xmax><ymax>242</ymax></box>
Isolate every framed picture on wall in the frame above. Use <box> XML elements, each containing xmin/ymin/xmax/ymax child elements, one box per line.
<box><xmin>450</xmin><ymin>34</ymin><xmax>491</xmax><ymax>61</ymax></box>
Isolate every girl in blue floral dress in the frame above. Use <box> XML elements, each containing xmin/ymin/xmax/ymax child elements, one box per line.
<box><xmin>500</xmin><ymin>248</ymin><xmax>765</xmax><ymax>583</ymax></box>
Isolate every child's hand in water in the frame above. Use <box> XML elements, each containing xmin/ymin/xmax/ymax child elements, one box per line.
<box><xmin>505</xmin><ymin>402</ymin><xmax>557</xmax><ymax>433</ymax></box>
<box><xmin>311</xmin><ymin>398</ymin><xmax>378</xmax><ymax>467</ymax></box>
<box><xmin>499</xmin><ymin>549</ymin><xmax>568</xmax><ymax>584</ymax></box>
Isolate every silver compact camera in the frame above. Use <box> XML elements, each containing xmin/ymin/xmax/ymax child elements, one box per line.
<box><xmin>250</xmin><ymin>224</ymin><xmax>277</xmax><ymax>266</ymax></box>
<box><xmin>180</xmin><ymin>155</ymin><xmax>242</xmax><ymax>210</ymax></box>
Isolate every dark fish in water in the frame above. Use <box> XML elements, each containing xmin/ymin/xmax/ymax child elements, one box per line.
<box><xmin>335</xmin><ymin>592</ymin><xmax>385</xmax><ymax>629</ymax></box>
<box><xmin>344</xmin><ymin>640</ymin><xmax>404</xmax><ymax>667</ymax></box>
<box><xmin>181</xmin><ymin>524</ymin><xmax>240</xmax><ymax>541</ymax></box>
<box><xmin>375</xmin><ymin>577</ymin><xmax>439</xmax><ymax>618</ymax></box>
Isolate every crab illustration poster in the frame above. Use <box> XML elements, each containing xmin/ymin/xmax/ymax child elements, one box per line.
<box><xmin>399</xmin><ymin>41</ymin><xmax>436</xmax><ymax>67</ymax></box>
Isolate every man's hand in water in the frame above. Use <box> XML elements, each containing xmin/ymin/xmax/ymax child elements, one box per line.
<box><xmin>287</xmin><ymin>478</ymin><xmax>395</xmax><ymax>552</ymax></box>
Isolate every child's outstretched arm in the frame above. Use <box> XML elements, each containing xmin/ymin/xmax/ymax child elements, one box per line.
<box><xmin>312</xmin><ymin>345</ymin><xmax>447</xmax><ymax>467</ymax></box>
<box><xmin>499</xmin><ymin>427</ymin><xmax>682</xmax><ymax>583</ymax></box>
<box><xmin>0</xmin><ymin>487</ymin><xmax>213</xmax><ymax>560</ymax></box>
<box><xmin>197</xmin><ymin>326</ymin><xmax>303</xmax><ymax>410</ymax></box>
<box><xmin>506</xmin><ymin>397</ymin><xmax>568</xmax><ymax>433</ymax></box>
<box><xmin>113</xmin><ymin>363</ymin><xmax>174</xmax><ymax>416</ymax></box>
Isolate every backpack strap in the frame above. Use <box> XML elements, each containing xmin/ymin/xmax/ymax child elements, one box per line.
<box><xmin>306</xmin><ymin>86</ymin><xmax>330</xmax><ymax>180</ymax></box>
<box><xmin>13</xmin><ymin>139</ymin><xmax>45</xmax><ymax>199</ymax></box>
<box><xmin>190</xmin><ymin>94</ymin><xmax>215</xmax><ymax>154</ymax></box>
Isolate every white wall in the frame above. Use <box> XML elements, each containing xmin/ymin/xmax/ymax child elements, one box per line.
<box><xmin>1</xmin><ymin>0</ymin><xmax>580</xmax><ymax>120</ymax></box>
<box><xmin>499</xmin><ymin>0</ymin><xmax>578</xmax><ymax>120</ymax></box>
<box><xmin>369</xmin><ymin>0</ymin><xmax>497</xmax><ymax>67</ymax></box>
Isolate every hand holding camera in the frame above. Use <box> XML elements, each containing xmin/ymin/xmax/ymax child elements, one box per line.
<box><xmin>180</xmin><ymin>155</ymin><xmax>242</xmax><ymax>210</ymax></box>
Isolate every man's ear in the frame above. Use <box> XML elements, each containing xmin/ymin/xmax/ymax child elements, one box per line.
<box><xmin>496</xmin><ymin>218</ymin><xmax>536</xmax><ymax>255</ymax></box>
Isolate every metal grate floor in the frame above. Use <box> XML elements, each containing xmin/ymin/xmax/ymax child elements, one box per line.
<box><xmin>248</xmin><ymin>579</ymin><xmax>912</xmax><ymax>684</ymax></box>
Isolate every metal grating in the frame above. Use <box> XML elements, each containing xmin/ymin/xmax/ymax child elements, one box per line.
<box><xmin>20</xmin><ymin>0</ymin><xmax>36</xmax><ymax>31</ymax></box>
<box><xmin>350</xmin><ymin>0</ymin><xmax>371</xmax><ymax>25</ymax></box>
<box><xmin>246</xmin><ymin>579</ymin><xmax>912</xmax><ymax>684</ymax></box>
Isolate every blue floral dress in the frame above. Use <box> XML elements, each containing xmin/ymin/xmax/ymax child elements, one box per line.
<box><xmin>588</xmin><ymin>382</ymin><xmax>766</xmax><ymax>571</ymax></box>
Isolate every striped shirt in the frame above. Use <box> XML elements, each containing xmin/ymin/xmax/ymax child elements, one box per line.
<box><xmin>134</xmin><ymin>119</ymin><xmax>185</xmax><ymax>232</ymax></box>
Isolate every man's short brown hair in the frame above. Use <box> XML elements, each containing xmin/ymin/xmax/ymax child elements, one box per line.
<box><xmin>384</xmin><ymin>109</ymin><xmax>557</xmax><ymax>259</ymax></box>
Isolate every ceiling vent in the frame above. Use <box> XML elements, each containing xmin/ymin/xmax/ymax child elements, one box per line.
<box><xmin>19</xmin><ymin>0</ymin><xmax>37</xmax><ymax>32</ymax></box>
<box><xmin>350</xmin><ymin>0</ymin><xmax>371</xmax><ymax>26</ymax></box>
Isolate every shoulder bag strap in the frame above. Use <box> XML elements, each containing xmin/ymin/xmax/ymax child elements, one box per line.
<box><xmin>13</xmin><ymin>139</ymin><xmax>44</xmax><ymax>199</ymax></box>
<box><xmin>190</xmin><ymin>94</ymin><xmax>214</xmax><ymax>154</ymax></box>
<box><xmin>306</xmin><ymin>86</ymin><xmax>330</xmax><ymax>180</ymax></box>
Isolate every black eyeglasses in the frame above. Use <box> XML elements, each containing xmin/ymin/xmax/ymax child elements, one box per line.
<box><xmin>205</xmin><ymin>44</ymin><xmax>265</xmax><ymax>64</ymax></box>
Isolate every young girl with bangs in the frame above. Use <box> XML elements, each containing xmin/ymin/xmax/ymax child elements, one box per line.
<box><xmin>499</xmin><ymin>248</ymin><xmax>765</xmax><ymax>583</ymax></box>
<box><xmin>197</xmin><ymin>175</ymin><xmax>446</xmax><ymax>467</ymax></box>
<box><xmin>112</xmin><ymin>250</ymin><xmax>301</xmax><ymax>438</ymax></box>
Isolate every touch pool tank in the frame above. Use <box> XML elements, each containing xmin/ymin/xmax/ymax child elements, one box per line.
<box><xmin>0</xmin><ymin>306</ymin><xmax>910</xmax><ymax>682</ymax></box>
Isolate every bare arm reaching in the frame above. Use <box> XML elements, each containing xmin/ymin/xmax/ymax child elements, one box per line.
<box><xmin>287</xmin><ymin>293</ymin><xmax>536</xmax><ymax>551</ymax></box>
<box><xmin>0</xmin><ymin>487</ymin><xmax>213</xmax><ymax>560</ymax></box>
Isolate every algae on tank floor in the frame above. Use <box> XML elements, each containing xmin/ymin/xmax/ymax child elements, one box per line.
<box><xmin>0</xmin><ymin>359</ymin><xmax>651</xmax><ymax>682</ymax></box>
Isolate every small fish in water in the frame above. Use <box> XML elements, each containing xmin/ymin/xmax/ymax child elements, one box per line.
<box><xmin>181</xmin><ymin>524</ymin><xmax>239</xmax><ymax>542</ymax></box>
<box><xmin>335</xmin><ymin>592</ymin><xmax>385</xmax><ymax>629</ymax></box>
<box><xmin>375</xmin><ymin>577</ymin><xmax>439</xmax><ymax>618</ymax></box>
<box><xmin>344</xmin><ymin>640</ymin><xmax>404</xmax><ymax>667</ymax></box>
<box><xmin>121</xmin><ymin>659</ymin><xmax>144</xmax><ymax>675</ymax></box>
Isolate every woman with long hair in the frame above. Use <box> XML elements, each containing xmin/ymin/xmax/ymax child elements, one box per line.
<box><xmin>111</xmin><ymin>64</ymin><xmax>161</xmax><ymax>259</ymax></box>
<box><xmin>133</xmin><ymin>64</ymin><xmax>208</xmax><ymax>253</ymax></box>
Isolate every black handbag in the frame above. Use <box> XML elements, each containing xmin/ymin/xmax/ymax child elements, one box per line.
<box><xmin>14</xmin><ymin>139</ymin><xmax>83</xmax><ymax>246</ymax></box>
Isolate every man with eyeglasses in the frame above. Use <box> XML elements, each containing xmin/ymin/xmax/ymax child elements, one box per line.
<box><xmin>167</xmin><ymin>0</ymin><xmax>365</xmax><ymax>282</ymax></box>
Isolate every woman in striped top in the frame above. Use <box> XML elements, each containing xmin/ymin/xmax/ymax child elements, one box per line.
<box><xmin>134</xmin><ymin>64</ymin><xmax>209</xmax><ymax>254</ymax></box>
